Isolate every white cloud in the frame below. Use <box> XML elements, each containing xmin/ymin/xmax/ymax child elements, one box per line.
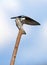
<box><xmin>0</xmin><ymin>0</ymin><xmax>21</xmax><ymax>49</ymax></box>
<box><xmin>0</xmin><ymin>8</ymin><xmax>18</xmax><ymax>49</ymax></box>
<box><xmin>40</xmin><ymin>21</ymin><xmax>47</xmax><ymax>38</ymax></box>
<box><xmin>42</xmin><ymin>23</ymin><xmax>47</xmax><ymax>37</ymax></box>
<box><xmin>0</xmin><ymin>0</ymin><xmax>21</xmax><ymax>12</ymax></box>
<box><xmin>39</xmin><ymin>20</ymin><xmax>47</xmax><ymax>53</ymax></box>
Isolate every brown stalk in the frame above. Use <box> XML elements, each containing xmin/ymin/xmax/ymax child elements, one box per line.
<box><xmin>10</xmin><ymin>29</ymin><xmax>24</xmax><ymax>65</ymax></box>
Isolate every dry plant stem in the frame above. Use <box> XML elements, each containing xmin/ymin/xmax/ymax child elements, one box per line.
<box><xmin>10</xmin><ymin>29</ymin><xmax>24</xmax><ymax>65</ymax></box>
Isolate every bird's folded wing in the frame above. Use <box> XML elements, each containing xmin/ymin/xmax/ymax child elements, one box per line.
<box><xmin>23</xmin><ymin>16</ymin><xmax>40</xmax><ymax>25</ymax></box>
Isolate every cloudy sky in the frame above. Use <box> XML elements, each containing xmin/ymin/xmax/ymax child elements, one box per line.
<box><xmin>0</xmin><ymin>0</ymin><xmax>47</xmax><ymax>65</ymax></box>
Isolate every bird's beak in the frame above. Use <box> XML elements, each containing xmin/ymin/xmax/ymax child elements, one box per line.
<box><xmin>11</xmin><ymin>17</ymin><xmax>17</xmax><ymax>19</ymax></box>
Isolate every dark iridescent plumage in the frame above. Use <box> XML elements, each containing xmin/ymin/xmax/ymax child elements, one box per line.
<box><xmin>11</xmin><ymin>15</ymin><xmax>40</xmax><ymax>25</ymax></box>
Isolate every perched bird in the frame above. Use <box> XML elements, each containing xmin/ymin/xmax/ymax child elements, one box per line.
<box><xmin>11</xmin><ymin>15</ymin><xmax>40</xmax><ymax>34</ymax></box>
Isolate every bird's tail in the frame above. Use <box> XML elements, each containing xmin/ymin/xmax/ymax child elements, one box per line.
<box><xmin>23</xmin><ymin>30</ymin><xmax>26</xmax><ymax>34</ymax></box>
<box><xmin>21</xmin><ymin>28</ymin><xmax>26</xmax><ymax>35</ymax></box>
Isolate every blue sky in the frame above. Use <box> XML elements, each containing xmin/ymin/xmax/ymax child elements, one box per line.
<box><xmin>0</xmin><ymin>0</ymin><xmax>47</xmax><ymax>65</ymax></box>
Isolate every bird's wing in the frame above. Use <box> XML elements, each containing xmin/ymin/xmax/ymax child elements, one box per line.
<box><xmin>22</xmin><ymin>16</ymin><xmax>40</xmax><ymax>25</ymax></box>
